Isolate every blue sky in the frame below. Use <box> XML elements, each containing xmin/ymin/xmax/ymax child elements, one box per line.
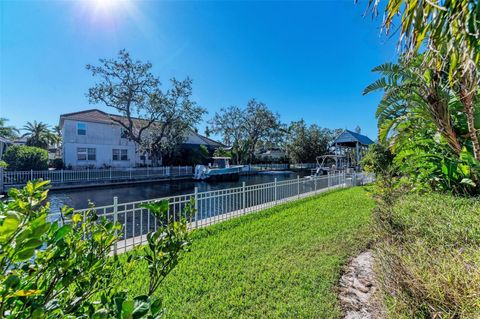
<box><xmin>0</xmin><ymin>0</ymin><xmax>396</xmax><ymax>140</ymax></box>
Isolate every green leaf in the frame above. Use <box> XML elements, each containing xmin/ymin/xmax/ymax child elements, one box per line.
<box><xmin>460</xmin><ymin>178</ymin><xmax>476</xmax><ymax>187</ymax></box>
<box><xmin>132</xmin><ymin>295</ymin><xmax>150</xmax><ymax>319</ymax></box>
<box><xmin>31</xmin><ymin>307</ymin><xmax>45</xmax><ymax>319</ymax></box>
<box><xmin>0</xmin><ymin>211</ymin><xmax>21</xmax><ymax>238</ymax></box>
<box><xmin>54</xmin><ymin>225</ymin><xmax>72</xmax><ymax>241</ymax></box>
<box><xmin>72</xmin><ymin>214</ymin><xmax>82</xmax><ymax>224</ymax></box>
<box><xmin>23</xmin><ymin>238</ymin><xmax>43</xmax><ymax>249</ymax></box>
<box><xmin>122</xmin><ymin>300</ymin><xmax>134</xmax><ymax>318</ymax></box>
<box><xmin>14</xmin><ymin>247</ymin><xmax>36</xmax><ymax>261</ymax></box>
<box><xmin>92</xmin><ymin>309</ymin><xmax>109</xmax><ymax>319</ymax></box>
<box><xmin>150</xmin><ymin>298</ymin><xmax>163</xmax><ymax>316</ymax></box>
<box><xmin>4</xmin><ymin>274</ymin><xmax>20</xmax><ymax>289</ymax></box>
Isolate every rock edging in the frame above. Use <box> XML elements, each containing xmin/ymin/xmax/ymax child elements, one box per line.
<box><xmin>339</xmin><ymin>251</ymin><xmax>382</xmax><ymax>319</ymax></box>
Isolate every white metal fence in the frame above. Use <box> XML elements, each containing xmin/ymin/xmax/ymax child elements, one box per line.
<box><xmin>290</xmin><ymin>163</ymin><xmax>317</xmax><ymax>169</ymax></box>
<box><xmin>1</xmin><ymin>166</ymin><xmax>193</xmax><ymax>188</ymax></box>
<box><xmin>45</xmin><ymin>172</ymin><xmax>373</xmax><ymax>254</ymax></box>
<box><xmin>251</xmin><ymin>163</ymin><xmax>289</xmax><ymax>171</ymax></box>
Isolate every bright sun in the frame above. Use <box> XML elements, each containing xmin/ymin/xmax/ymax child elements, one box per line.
<box><xmin>93</xmin><ymin>0</ymin><xmax>120</xmax><ymax>11</ymax></box>
<box><xmin>76</xmin><ymin>0</ymin><xmax>143</xmax><ymax>31</ymax></box>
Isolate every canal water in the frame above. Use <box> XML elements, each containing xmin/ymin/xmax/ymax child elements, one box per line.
<box><xmin>48</xmin><ymin>170</ymin><xmax>310</xmax><ymax>211</ymax></box>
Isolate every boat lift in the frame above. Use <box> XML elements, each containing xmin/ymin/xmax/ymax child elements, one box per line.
<box><xmin>311</xmin><ymin>154</ymin><xmax>349</xmax><ymax>176</ymax></box>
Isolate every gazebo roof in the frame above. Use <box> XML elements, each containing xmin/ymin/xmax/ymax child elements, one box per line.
<box><xmin>333</xmin><ymin>130</ymin><xmax>374</xmax><ymax>147</ymax></box>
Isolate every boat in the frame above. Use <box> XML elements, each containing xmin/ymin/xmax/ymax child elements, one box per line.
<box><xmin>312</xmin><ymin>155</ymin><xmax>348</xmax><ymax>176</ymax></box>
<box><xmin>194</xmin><ymin>157</ymin><xmax>243</xmax><ymax>181</ymax></box>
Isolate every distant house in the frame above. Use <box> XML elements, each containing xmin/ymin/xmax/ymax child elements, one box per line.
<box><xmin>59</xmin><ymin>109</ymin><xmax>223</xmax><ymax>168</ymax></box>
<box><xmin>256</xmin><ymin>148</ymin><xmax>286</xmax><ymax>162</ymax></box>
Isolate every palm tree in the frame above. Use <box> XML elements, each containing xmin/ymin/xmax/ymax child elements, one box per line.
<box><xmin>364</xmin><ymin>56</ymin><xmax>464</xmax><ymax>156</ymax></box>
<box><xmin>51</xmin><ymin>125</ymin><xmax>62</xmax><ymax>148</ymax></box>
<box><xmin>0</xmin><ymin>118</ymin><xmax>19</xmax><ymax>140</ymax></box>
<box><xmin>22</xmin><ymin>121</ymin><xmax>55</xmax><ymax>149</ymax></box>
<box><xmin>366</xmin><ymin>0</ymin><xmax>480</xmax><ymax>159</ymax></box>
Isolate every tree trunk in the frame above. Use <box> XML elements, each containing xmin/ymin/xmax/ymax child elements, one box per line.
<box><xmin>443</xmin><ymin>126</ymin><xmax>462</xmax><ymax>155</ymax></box>
<box><xmin>460</xmin><ymin>87</ymin><xmax>480</xmax><ymax>160</ymax></box>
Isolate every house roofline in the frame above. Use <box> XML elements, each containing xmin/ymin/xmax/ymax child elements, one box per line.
<box><xmin>59</xmin><ymin>108</ymin><xmax>225</xmax><ymax>147</ymax></box>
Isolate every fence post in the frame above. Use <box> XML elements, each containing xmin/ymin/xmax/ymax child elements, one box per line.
<box><xmin>194</xmin><ymin>187</ymin><xmax>199</xmax><ymax>228</ymax></box>
<box><xmin>0</xmin><ymin>167</ymin><xmax>3</xmax><ymax>194</ymax></box>
<box><xmin>87</xmin><ymin>168</ymin><xmax>90</xmax><ymax>180</ymax></box>
<box><xmin>314</xmin><ymin>175</ymin><xmax>317</xmax><ymax>194</ymax></box>
<box><xmin>274</xmin><ymin>178</ymin><xmax>278</xmax><ymax>204</ymax></box>
<box><xmin>61</xmin><ymin>169</ymin><xmax>64</xmax><ymax>184</ymax></box>
<box><xmin>129</xmin><ymin>167</ymin><xmax>132</xmax><ymax>179</ymax></box>
<box><xmin>353</xmin><ymin>172</ymin><xmax>357</xmax><ymax>186</ymax></box>
<box><xmin>242</xmin><ymin>181</ymin><xmax>246</xmax><ymax>214</ymax></box>
<box><xmin>109</xmin><ymin>167</ymin><xmax>112</xmax><ymax>180</ymax></box>
<box><xmin>297</xmin><ymin>175</ymin><xmax>300</xmax><ymax>199</ymax></box>
<box><xmin>30</xmin><ymin>169</ymin><xmax>33</xmax><ymax>181</ymax></box>
<box><xmin>147</xmin><ymin>166</ymin><xmax>149</xmax><ymax>177</ymax></box>
<box><xmin>113</xmin><ymin>196</ymin><xmax>118</xmax><ymax>255</ymax></box>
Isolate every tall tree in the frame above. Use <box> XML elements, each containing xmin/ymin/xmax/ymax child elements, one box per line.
<box><xmin>285</xmin><ymin>120</ymin><xmax>336</xmax><ymax>163</ymax></box>
<box><xmin>243</xmin><ymin>99</ymin><xmax>281</xmax><ymax>163</ymax></box>
<box><xmin>366</xmin><ymin>0</ymin><xmax>480</xmax><ymax>159</ymax></box>
<box><xmin>209</xmin><ymin>100</ymin><xmax>281</xmax><ymax>164</ymax></box>
<box><xmin>87</xmin><ymin>50</ymin><xmax>206</xmax><ymax>163</ymax></box>
<box><xmin>22</xmin><ymin>121</ymin><xmax>55</xmax><ymax>149</ymax></box>
<box><xmin>0</xmin><ymin>118</ymin><xmax>19</xmax><ymax>140</ymax></box>
<box><xmin>209</xmin><ymin>106</ymin><xmax>246</xmax><ymax>164</ymax></box>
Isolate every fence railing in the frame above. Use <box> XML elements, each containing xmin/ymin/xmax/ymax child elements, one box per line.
<box><xmin>290</xmin><ymin>163</ymin><xmax>317</xmax><ymax>169</ymax></box>
<box><xmin>1</xmin><ymin>166</ymin><xmax>193</xmax><ymax>188</ymax></box>
<box><xmin>45</xmin><ymin>172</ymin><xmax>372</xmax><ymax>254</ymax></box>
<box><xmin>251</xmin><ymin>163</ymin><xmax>289</xmax><ymax>171</ymax></box>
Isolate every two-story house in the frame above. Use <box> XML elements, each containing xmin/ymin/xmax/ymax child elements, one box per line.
<box><xmin>60</xmin><ymin>109</ymin><xmax>223</xmax><ymax>168</ymax></box>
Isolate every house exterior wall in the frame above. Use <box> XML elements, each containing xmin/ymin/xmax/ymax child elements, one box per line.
<box><xmin>62</xmin><ymin>119</ymin><xmax>150</xmax><ymax>168</ymax></box>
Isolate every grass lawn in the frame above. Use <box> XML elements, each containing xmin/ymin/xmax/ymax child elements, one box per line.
<box><xmin>120</xmin><ymin>187</ymin><xmax>374</xmax><ymax>318</ymax></box>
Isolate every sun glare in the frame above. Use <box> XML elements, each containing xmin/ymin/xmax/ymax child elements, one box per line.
<box><xmin>73</xmin><ymin>0</ymin><xmax>149</xmax><ymax>36</ymax></box>
<box><xmin>94</xmin><ymin>0</ymin><xmax>119</xmax><ymax>11</ymax></box>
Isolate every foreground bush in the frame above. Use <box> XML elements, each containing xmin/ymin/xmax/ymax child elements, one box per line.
<box><xmin>0</xmin><ymin>181</ymin><xmax>191</xmax><ymax>318</ymax></box>
<box><xmin>3</xmin><ymin>145</ymin><xmax>48</xmax><ymax>171</ymax></box>
<box><xmin>375</xmin><ymin>192</ymin><xmax>480</xmax><ymax>318</ymax></box>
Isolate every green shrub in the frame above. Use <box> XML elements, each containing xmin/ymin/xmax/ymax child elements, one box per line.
<box><xmin>0</xmin><ymin>181</ymin><xmax>192</xmax><ymax>318</ymax></box>
<box><xmin>360</xmin><ymin>143</ymin><xmax>394</xmax><ymax>177</ymax></box>
<box><xmin>0</xmin><ymin>160</ymin><xmax>7</xmax><ymax>169</ymax></box>
<box><xmin>3</xmin><ymin>145</ymin><xmax>48</xmax><ymax>170</ymax></box>
<box><xmin>375</xmin><ymin>192</ymin><xmax>480</xmax><ymax>318</ymax></box>
<box><xmin>50</xmin><ymin>158</ymin><xmax>64</xmax><ymax>169</ymax></box>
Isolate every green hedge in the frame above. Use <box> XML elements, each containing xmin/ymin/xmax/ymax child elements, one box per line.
<box><xmin>376</xmin><ymin>192</ymin><xmax>480</xmax><ymax>318</ymax></box>
<box><xmin>3</xmin><ymin>145</ymin><xmax>48</xmax><ymax>171</ymax></box>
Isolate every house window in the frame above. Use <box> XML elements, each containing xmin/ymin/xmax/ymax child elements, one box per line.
<box><xmin>87</xmin><ymin>148</ymin><xmax>96</xmax><ymax>160</ymax></box>
<box><xmin>77</xmin><ymin>148</ymin><xmax>87</xmax><ymax>161</ymax></box>
<box><xmin>77</xmin><ymin>148</ymin><xmax>96</xmax><ymax>161</ymax></box>
<box><xmin>77</xmin><ymin>123</ymin><xmax>86</xmax><ymax>135</ymax></box>
<box><xmin>121</xmin><ymin>128</ymin><xmax>128</xmax><ymax>139</ymax></box>
<box><xmin>113</xmin><ymin>149</ymin><xmax>128</xmax><ymax>161</ymax></box>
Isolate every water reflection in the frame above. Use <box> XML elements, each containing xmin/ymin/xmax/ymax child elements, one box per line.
<box><xmin>48</xmin><ymin>171</ymin><xmax>309</xmax><ymax>211</ymax></box>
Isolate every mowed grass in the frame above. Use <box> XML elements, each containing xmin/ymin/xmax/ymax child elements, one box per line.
<box><xmin>120</xmin><ymin>187</ymin><xmax>374</xmax><ymax>318</ymax></box>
